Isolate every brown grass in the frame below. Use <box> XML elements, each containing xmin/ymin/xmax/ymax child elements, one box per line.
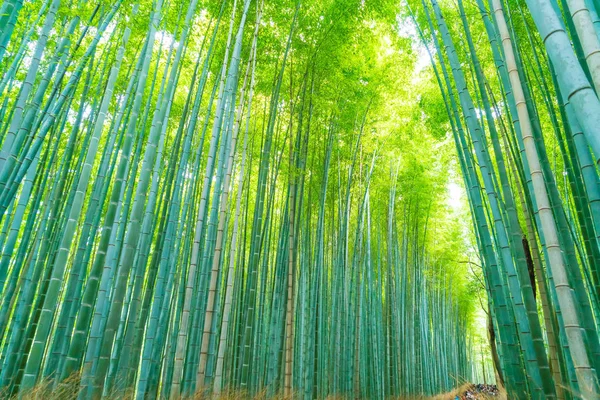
<box><xmin>427</xmin><ymin>383</ymin><xmax>506</xmax><ymax>400</ymax></box>
<box><xmin>1</xmin><ymin>378</ymin><xmax>506</xmax><ymax>400</ymax></box>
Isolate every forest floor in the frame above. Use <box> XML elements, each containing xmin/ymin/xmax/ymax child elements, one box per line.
<box><xmin>430</xmin><ymin>383</ymin><xmax>504</xmax><ymax>400</ymax></box>
<box><xmin>4</xmin><ymin>379</ymin><xmax>504</xmax><ymax>400</ymax></box>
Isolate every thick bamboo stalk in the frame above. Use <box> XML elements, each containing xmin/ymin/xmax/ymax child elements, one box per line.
<box><xmin>492</xmin><ymin>0</ymin><xmax>598</xmax><ymax>394</ymax></box>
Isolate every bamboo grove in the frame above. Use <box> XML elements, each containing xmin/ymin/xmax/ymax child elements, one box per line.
<box><xmin>410</xmin><ymin>0</ymin><xmax>600</xmax><ymax>393</ymax></box>
<box><xmin>0</xmin><ymin>0</ymin><xmax>487</xmax><ymax>398</ymax></box>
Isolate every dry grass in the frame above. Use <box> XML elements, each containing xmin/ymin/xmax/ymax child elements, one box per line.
<box><xmin>1</xmin><ymin>374</ymin><xmax>81</xmax><ymax>400</ymax></box>
<box><xmin>1</xmin><ymin>378</ymin><xmax>506</xmax><ymax>400</ymax></box>
<box><xmin>426</xmin><ymin>383</ymin><xmax>506</xmax><ymax>400</ymax></box>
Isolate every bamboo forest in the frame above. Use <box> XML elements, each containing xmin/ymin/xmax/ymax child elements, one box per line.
<box><xmin>4</xmin><ymin>0</ymin><xmax>600</xmax><ymax>398</ymax></box>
